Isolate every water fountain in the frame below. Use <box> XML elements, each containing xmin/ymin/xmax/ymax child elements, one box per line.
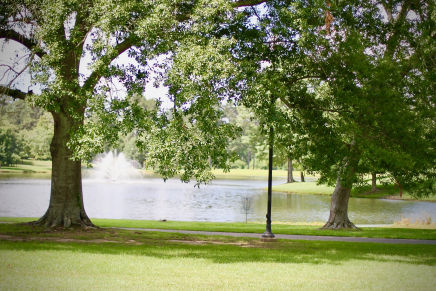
<box><xmin>88</xmin><ymin>151</ymin><xmax>142</xmax><ymax>181</ymax></box>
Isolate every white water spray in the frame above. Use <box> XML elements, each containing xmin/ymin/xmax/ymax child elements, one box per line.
<box><xmin>89</xmin><ymin>151</ymin><xmax>142</xmax><ymax>181</ymax></box>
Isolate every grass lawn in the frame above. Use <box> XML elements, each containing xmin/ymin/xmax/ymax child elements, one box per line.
<box><xmin>0</xmin><ymin>223</ymin><xmax>435</xmax><ymax>290</ymax></box>
<box><xmin>212</xmin><ymin>168</ymin><xmax>290</xmax><ymax>179</ymax></box>
<box><xmin>272</xmin><ymin>181</ymin><xmax>334</xmax><ymax>195</ymax></box>
<box><xmin>0</xmin><ymin>161</ymin><xmax>298</xmax><ymax>180</ymax></box>
<box><xmin>1</xmin><ymin>217</ymin><xmax>436</xmax><ymax>240</ymax></box>
<box><xmin>147</xmin><ymin>168</ymin><xmax>300</xmax><ymax>180</ymax></box>
<box><xmin>0</xmin><ymin>159</ymin><xmax>51</xmax><ymax>175</ymax></box>
<box><xmin>272</xmin><ymin>182</ymin><xmax>436</xmax><ymax>201</ymax></box>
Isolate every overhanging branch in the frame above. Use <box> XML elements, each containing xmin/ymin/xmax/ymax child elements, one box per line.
<box><xmin>0</xmin><ymin>29</ymin><xmax>45</xmax><ymax>58</ymax></box>
<box><xmin>82</xmin><ymin>37</ymin><xmax>134</xmax><ymax>91</ymax></box>
<box><xmin>0</xmin><ymin>85</ymin><xmax>31</xmax><ymax>100</ymax></box>
<box><xmin>279</xmin><ymin>96</ymin><xmax>350</xmax><ymax>114</ymax></box>
<box><xmin>176</xmin><ymin>0</ymin><xmax>268</xmax><ymax>21</ymax></box>
<box><xmin>82</xmin><ymin>1</ymin><xmax>268</xmax><ymax>91</ymax></box>
<box><xmin>231</xmin><ymin>0</ymin><xmax>268</xmax><ymax>7</ymax></box>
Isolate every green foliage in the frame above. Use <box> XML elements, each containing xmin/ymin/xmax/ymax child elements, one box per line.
<box><xmin>1</xmin><ymin>0</ymin><xmax>248</xmax><ymax>183</ymax></box>
<box><xmin>223</xmin><ymin>104</ymin><xmax>266</xmax><ymax>169</ymax></box>
<box><xmin>139</xmin><ymin>107</ymin><xmax>239</xmax><ymax>184</ymax></box>
<box><xmin>0</xmin><ymin>98</ymin><xmax>52</xmax><ymax>160</ymax></box>
<box><xmin>0</xmin><ymin>128</ymin><xmax>23</xmax><ymax>166</ymax></box>
<box><xmin>21</xmin><ymin>112</ymin><xmax>53</xmax><ymax>160</ymax></box>
<box><xmin>225</xmin><ymin>1</ymin><xmax>435</xmax><ymax>196</ymax></box>
<box><xmin>2</xmin><ymin>0</ymin><xmax>434</xmax><ymax>190</ymax></box>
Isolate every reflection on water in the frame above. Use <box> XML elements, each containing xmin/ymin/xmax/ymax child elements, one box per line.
<box><xmin>0</xmin><ymin>177</ymin><xmax>435</xmax><ymax>224</ymax></box>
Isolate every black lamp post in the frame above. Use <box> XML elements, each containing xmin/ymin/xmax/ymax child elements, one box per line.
<box><xmin>262</xmin><ymin>125</ymin><xmax>275</xmax><ymax>239</ymax></box>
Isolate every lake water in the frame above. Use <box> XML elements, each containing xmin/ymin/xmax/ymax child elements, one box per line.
<box><xmin>0</xmin><ymin>177</ymin><xmax>435</xmax><ymax>224</ymax></box>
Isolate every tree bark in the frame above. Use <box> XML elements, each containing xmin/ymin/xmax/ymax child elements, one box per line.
<box><xmin>300</xmin><ymin>171</ymin><xmax>305</xmax><ymax>182</ymax></box>
<box><xmin>397</xmin><ymin>181</ymin><xmax>403</xmax><ymax>198</ymax></box>
<box><xmin>371</xmin><ymin>172</ymin><xmax>377</xmax><ymax>192</ymax></box>
<box><xmin>322</xmin><ymin>149</ymin><xmax>359</xmax><ymax>230</ymax></box>
<box><xmin>287</xmin><ymin>158</ymin><xmax>295</xmax><ymax>183</ymax></box>
<box><xmin>32</xmin><ymin>111</ymin><xmax>94</xmax><ymax>228</ymax></box>
<box><xmin>322</xmin><ymin>175</ymin><xmax>358</xmax><ymax>229</ymax></box>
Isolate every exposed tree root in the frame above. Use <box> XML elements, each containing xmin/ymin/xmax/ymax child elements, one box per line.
<box><xmin>29</xmin><ymin>209</ymin><xmax>96</xmax><ymax>229</ymax></box>
<box><xmin>321</xmin><ymin>218</ymin><xmax>359</xmax><ymax>230</ymax></box>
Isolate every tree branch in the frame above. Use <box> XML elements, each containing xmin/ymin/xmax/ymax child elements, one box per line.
<box><xmin>175</xmin><ymin>0</ymin><xmax>268</xmax><ymax>21</ymax></box>
<box><xmin>279</xmin><ymin>96</ymin><xmax>350</xmax><ymax>114</ymax></box>
<box><xmin>0</xmin><ymin>29</ymin><xmax>45</xmax><ymax>58</ymax></box>
<box><xmin>0</xmin><ymin>85</ymin><xmax>31</xmax><ymax>100</ymax></box>
<box><xmin>231</xmin><ymin>0</ymin><xmax>268</xmax><ymax>8</ymax></box>
<box><xmin>82</xmin><ymin>1</ymin><xmax>268</xmax><ymax>91</ymax></box>
<box><xmin>82</xmin><ymin>37</ymin><xmax>134</xmax><ymax>91</ymax></box>
<box><xmin>287</xmin><ymin>75</ymin><xmax>322</xmax><ymax>83</ymax></box>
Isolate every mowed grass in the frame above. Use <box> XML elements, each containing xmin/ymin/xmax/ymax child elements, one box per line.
<box><xmin>0</xmin><ymin>224</ymin><xmax>435</xmax><ymax>290</ymax></box>
<box><xmin>212</xmin><ymin>168</ymin><xmax>292</xmax><ymax>179</ymax></box>
<box><xmin>2</xmin><ymin>217</ymin><xmax>436</xmax><ymax>240</ymax></box>
<box><xmin>0</xmin><ymin>161</ymin><xmax>295</xmax><ymax>180</ymax></box>
<box><xmin>0</xmin><ymin>159</ymin><xmax>51</xmax><ymax>175</ymax></box>
<box><xmin>272</xmin><ymin>182</ymin><xmax>436</xmax><ymax>201</ymax></box>
<box><xmin>272</xmin><ymin>181</ymin><xmax>334</xmax><ymax>195</ymax></box>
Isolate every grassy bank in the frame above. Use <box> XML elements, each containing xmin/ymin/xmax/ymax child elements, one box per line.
<box><xmin>1</xmin><ymin>161</ymin><xmax>432</xmax><ymax>202</ymax></box>
<box><xmin>0</xmin><ymin>161</ymin><xmax>294</xmax><ymax>180</ymax></box>
<box><xmin>0</xmin><ymin>160</ymin><xmax>51</xmax><ymax>175</ymax></box>
<box><xmin>272</xmin><ymin>181</ymin><xmax>334</xmax><ymax>195</ymax></box>
<box><xmin>1</xmin><ymin>217</ymin><xmax>435</xmax><ymax>239</ymax></box>
<box><xmin>0</xmin><ymin>223</ymin><xmax>435</xmax><ymax>290</ymax></box>
<box><xmin>272</xmin><ymin>182</ymin><xmax>436</xmax><ymax>201</ymax></box>
<box><xmin>212</xmin><ymin>168</ymin><xmax>290</xmax><ymax>179</ymax></box>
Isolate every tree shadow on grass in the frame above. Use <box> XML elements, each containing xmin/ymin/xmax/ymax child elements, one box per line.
<box><xmin>0</xmin><ymin>226</ymin><xmax>435</xmax><ymax>266</ymax></box>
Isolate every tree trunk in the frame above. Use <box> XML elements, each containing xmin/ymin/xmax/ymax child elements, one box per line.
<box><xmin>371</xmin><ymin>172</ymin><xmax>377</xmax><ymax>192</ymax></box>
<box><xmin>300</xmin><ymin>171</ymin><xmax>305</xmax><ymax>182</ymax></box>
<box><xmin>322</xmin><ymin>149</ymin><xmax>359</xmax><ymax>230</ymax></box>
<box><xmin>322</xmin><ymin>175</ymin><xmax>358</xmax><ymax>229</ymax></box>
<box><xmin>397</xmin><ymin>181</ymin><xmax>403</xmax><ymax>198</ymax></box>
<box><xmin>32</xmin><ymin>112</ymin><xmax>94</xmax><ymax>228</ymax></box>
<box><xmin>287</xmin><ymin>158</ymin><xmax>295</xmax><ymax>183</ymax></box>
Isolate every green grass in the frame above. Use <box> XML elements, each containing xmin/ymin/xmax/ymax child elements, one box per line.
<box><xmin>0</xmin><ymin>159</ymin><xmax>51</xmax><ymax>175</ymax></box>
<box><xmin>146</xmin><ymin>168</ymin><xmax>307</xmax><ymax>180</ymax></box>
<box><xmin>0</xmin><ymin>224</ymin><xmax>435</xmax><ymax>290</ymax></box>
<box><xmin>212</xmin><ymin>168</ymin><xmax>290</xmax><ymax>179</ymax></box>
<box><xmin>141</xmin><ymin>168</ymin><xmax>295</xmax><ymax>180</ymax></box>
<box><xmin>0</xmin><ymin>160</ymin><xmax>299</xmax><ymax>181</ymax></box>
<box><xmin>352</xmin><ymin>184</ymin><xmax>436</xmax><ymax>201</ymax></box>
<box><xmin>272</xmin><ymin>181</ymin><xmax>334</xmax><ymax>195</ymax></box>
<box><xmin>272</xmin><ymin>182</ymin><xmax>436</xmax><ymax>201</ymax></box>
<box><xmin>2</xmin><ymin>217</ymin><xmax>435</xmax><ymax>240</ymax></box>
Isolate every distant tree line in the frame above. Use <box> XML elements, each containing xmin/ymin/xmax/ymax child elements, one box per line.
<box><xmin>0</xmin><ymin>98</ymin><xmax>52</xmax><ymax>166</ymax></box>
<box><xmin>0</xmin><ymin>96</ymin><xmax>298</xmax><ymax>172</ymax></box>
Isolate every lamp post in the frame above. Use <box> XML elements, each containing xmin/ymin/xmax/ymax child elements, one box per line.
<box><xmin>262</xmin><ymin>125</ymin><xmax>275</xmax><ymax>239</ymax></box>
<box><xmin>261</xmin><ymin>34</ymin><xmax>278</xmax><ymax>241</ymax></box>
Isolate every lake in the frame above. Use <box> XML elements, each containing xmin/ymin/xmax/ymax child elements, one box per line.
<box><xmin>0</xmin><ymin>177</ymin><xmax>435</xmax><ymax>225</ymax></box>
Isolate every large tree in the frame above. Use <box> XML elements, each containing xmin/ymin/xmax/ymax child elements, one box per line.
<box><xmin>311</xmin><ymin>0</ymin><xmax>435</xmax><ymax>229</ymax></box>
<box><xmin>0</xmin><ymin>0</ymin><xmax>266</xmax><ymax>228</ymax></box>
<box><xmin>217</xmin><ymin>0</ymin><xmax>435</xmax><ymax>229</ymax></box>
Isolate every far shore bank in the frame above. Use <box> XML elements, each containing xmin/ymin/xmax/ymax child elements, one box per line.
<box><xmin>1</xmin><ymin>160</ymin><xmax>434</xmax><ymax>202</ymax></box>
<box><xmin>271</xmin><ymin>181</ymin><xmax>436</xmax><ymax>202</ymax></box>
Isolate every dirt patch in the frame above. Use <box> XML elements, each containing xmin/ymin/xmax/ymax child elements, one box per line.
<box><xmin>169</xmin><ymin>239</ymin><xmax>256</xmax><ymax>247</ymax></box>
<box><xmin>0</xmin><ymin>234</ymin><xmax>254</xmax><ymax>247</ymax></box>
<box><xmin>0</xmin><ymin>234</ymin><xmax>122</xmax><ymax>244</ymax></box>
